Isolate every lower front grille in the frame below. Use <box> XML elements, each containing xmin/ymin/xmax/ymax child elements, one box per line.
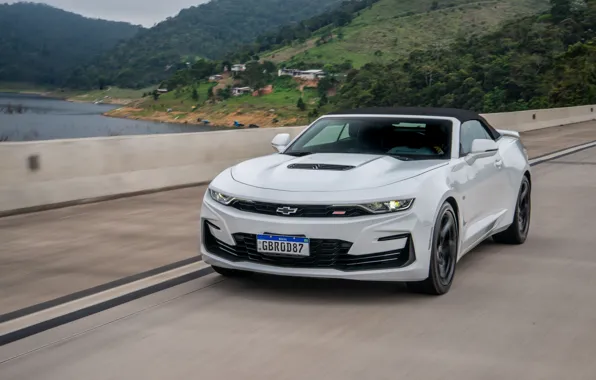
<box><xmin>203</xmin><ymin>222</ymin><xmax>413</xmax><ymax>271</ymax></box>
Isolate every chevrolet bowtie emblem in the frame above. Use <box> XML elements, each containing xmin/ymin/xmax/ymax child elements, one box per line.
<box><xmin>276</xmin><ymin>206</ymin><xmax>298</xmax><ymax>215</ymax></box>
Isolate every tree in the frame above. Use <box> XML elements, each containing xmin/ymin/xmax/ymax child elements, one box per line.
<box><xmin>551</xmin><ymin>0</ymin><xmax>572</xmax><ymax>22</ymax></box>
<box><xmin>262</xmin><ymin>60</ymin><xmax>277</xmax><ymax>74</ymax></box>
<box><xmin>318</xmin><ymin>93</ymin><xmax>328</xmax><ymax>106</ymax></box>
<box><xmin>152</xmin><ymin>90</ymin><xmax>159</xmax><ymax>101</ymax></box>
<box><xmin>430</xmin><ymin>1</ymin><xmax>439</xmax><ymax>11</ymax></box>
<box><xmin>297</xmin><ymin>97</ymin><xmax>306</xmax><ymax>111</ymax></box>
<box><xmin>207</xmin><ymin>85</ymin><xmax>215</xmax><ymax>99</ymax></box>
<box><xmin>191</xmin><ymin>87</ymin><xmax>199</xmax><ymax>101</ymax></box>
<box><xmin>317</xmin><ymin>76</ymin><xmax>334</xmax><ymax>96</ymax></box>
<box><xmin>217</xmin><ymin>86</ymin><xmax>231</xmax><ymax>100</ymax></box>
<box><xmin>243</xmin><ymin>62</ymin><xmax>268</xmax><ymax>94</ymax></box>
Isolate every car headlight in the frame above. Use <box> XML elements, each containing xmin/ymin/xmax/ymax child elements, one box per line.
<box><xmin>209</xmin><ymin>189</ymin><xmax>235</xmax><ymax>205</ymax></box>
<box><xmin>359</xmin><ymin>199</ymin><xmax>415</xmax><ymax>213</ymax></box>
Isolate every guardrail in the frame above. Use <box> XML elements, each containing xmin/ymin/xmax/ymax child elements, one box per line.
<box><xmin>1</xmin><ymin>105</ymin><xmax>595</xmax><ymax>215</ymax></box>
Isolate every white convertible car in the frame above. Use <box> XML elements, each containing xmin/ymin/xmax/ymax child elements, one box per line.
<box><xmin>200</xmin><ymin>107</ymin><xmax>532</xmax><ymax>295</ymax></box>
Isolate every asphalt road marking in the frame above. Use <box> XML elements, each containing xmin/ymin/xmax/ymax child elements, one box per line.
<box><xmin>0</xmin><ymin>261</ymin><xmax>212</xmax><ymax>346</ymax></box>
<box><xmin>529</xmin><ymin>140</ymin><xmax>596</xmax><ymax>166</ymax></box>
<box><xmin>543</xmin><ymin>161</ymin><xmax>596</xmax><ymax>166</ymax></box>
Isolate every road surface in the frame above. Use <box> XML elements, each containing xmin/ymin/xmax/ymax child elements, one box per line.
<box><xmin>1</xmin><ymin>146</ymin><xmax>595</xmax><ymax>380</ymax></box>
<box><xmin>1</xmin><ymin>120</ymin><xmax>595</xmax><ymax>315</ymax></box>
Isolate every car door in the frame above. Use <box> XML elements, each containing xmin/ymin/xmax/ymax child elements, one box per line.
<box><xmin>458</xmin><ymin>120</ymin><xmax>504</xmax><ymax>250</ymax></box>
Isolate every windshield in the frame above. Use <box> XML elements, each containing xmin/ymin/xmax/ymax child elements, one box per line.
<box><xmin>284</xmin><ymin>117</ymin><xmax>452</xmax><ymax>160</ymax></box>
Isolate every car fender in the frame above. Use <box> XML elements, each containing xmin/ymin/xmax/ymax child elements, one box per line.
<box><xmin>497</xmin><ymin>137</ymin><xmax>531</xmax><ymax>227</ymax></box>
<box><xmin>404</xmin><ymin>166</ymin><xmax>463</xmax><ymax>255</ymax></box>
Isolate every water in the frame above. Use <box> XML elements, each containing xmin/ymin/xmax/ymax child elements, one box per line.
<box><xmin>0</xmin><ymin>93</ymin><xmax>223</xmax><ymax>142</ymax></box>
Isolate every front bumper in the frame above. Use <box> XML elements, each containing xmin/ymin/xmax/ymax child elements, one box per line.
<box><xmin>200</xmin><ymin>196</ymin><xmax>433</xmax><ymax>282</ymax></box>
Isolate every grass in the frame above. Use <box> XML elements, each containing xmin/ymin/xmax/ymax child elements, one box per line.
<box><xmin>141</xmin><ymin>81</ymin><xmax>214</xmax><ymax>111</ymax></box>
<box><xmin>266</xmin><ymin>0</ymin><xmax>549</xmax><ymax>68</ymax></box>
<box><xmin>69</xmin><ymin>86</ymin><xmax>156</xmax><ymax>103</ymax></box>
<box><xmin>0</xmin><ymin>82</ymin><xmax>53</xmax><ymax>93</ymax></box>
<box><xmin>0</xmin><ymin>82</ymin><xmax>159</xmax><ymax>104</ymax></box>
<box><xmin>0</xmin><ymin>82</ymin><xmax>84</xmax><ymax>98</ymax></box>
<box><xmin>125</xmin><ymin>78</ymin><xmax>332</xmax><ymax>127</ymax></box>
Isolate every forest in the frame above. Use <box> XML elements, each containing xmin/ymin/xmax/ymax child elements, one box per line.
<box><xmin>226</xmin><ymin>0</ymin><xmax>381</xmax><ymax>63</ymax></box>
<box><xmin>65</xmin><ymin>0</ymin><xmax>342</xmax><ymax>89</ymax></box>
<box><xmin>334</xmin><ymin>0</ymin><xmax>596</xmax><ymax>112</ymax></box>
<box><xmin>0</xmin><ymin>2</ymin><xmax>141</xmax><ymax>86</ymax></box>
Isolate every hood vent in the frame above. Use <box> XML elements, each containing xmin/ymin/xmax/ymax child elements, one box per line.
<box><xmin>287</xmin><ymin>163</ymin><xmax>356</xmax><ymax>171</ymax></box>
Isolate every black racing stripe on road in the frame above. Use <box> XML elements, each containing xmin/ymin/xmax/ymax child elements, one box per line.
<box><xmin>0</xmin><ymin>266</ymin><xmax>214</xmax><ymax>347</ymax></box>
<box><xmin>0</xmin><ymin>256</ymin><xmax>203</xmax><ymax>324</ymax></box>
<box><xmin>530</xmin><ymin>140</ymin><xmax>596</xmax><ymax>166</ymax></box>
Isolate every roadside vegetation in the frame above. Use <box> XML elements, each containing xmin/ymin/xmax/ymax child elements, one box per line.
<box><xmin>5</xmin><ymin>0</ymin><xmax>595</xmax><ymax>129</ymax></box>
<box><xmin>336</xmin><ymin>0</ymin><xmax>596</xmax><ymax>112</ymax></box>
<box><xmin>256</xmin><ymin>0</ymin><xmax>549</xmax><ymax>69</ymax></box>
<box><xmin>0</xmin><ymin>3</ymin><xmax>140</xmax><ymax>87</ymax></box>
<box><xmin>108</xmin><ymin>0</ymin><xmax>594</xmax><ymax>127</ymax></box>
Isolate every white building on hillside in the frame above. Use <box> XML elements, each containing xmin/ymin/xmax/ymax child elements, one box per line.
<box><xmin>278</xmin><ymin>68</ymin><xmax>326</xmax><ymax>80</ymax></box>
<box><xmin>232</xmin><ymin>87</ymin><xmax>253</xmax><ymax>96</ymax></box>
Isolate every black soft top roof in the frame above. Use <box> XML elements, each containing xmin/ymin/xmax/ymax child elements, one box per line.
<box><xmin>327</xmin><ymin>107</ymin><xmax>489</xmax><ymax>124</ymax></box>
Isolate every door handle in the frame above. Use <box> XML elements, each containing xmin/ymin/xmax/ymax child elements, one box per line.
<box><xmin>494</xmin><ymin>159</ymin><xmax>503</xmax><ymax>169</ymax></box>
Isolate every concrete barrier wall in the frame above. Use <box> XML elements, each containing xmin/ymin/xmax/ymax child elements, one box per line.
<box><xmin>0</xmin><ymin>127</ymin><xmax>305</xmax><ymax>214</ymax></box>
<box><xmin>1</xmin><ymin>105</ymin><xmax>595</xmax><ymax>214</ymax></box>
<box><xmin>481</xmin><ymin>104</ymin><xmax>596</xmax><ymax>132</ymax></box>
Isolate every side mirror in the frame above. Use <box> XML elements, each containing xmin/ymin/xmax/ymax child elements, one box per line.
<box><xmin>271</xmin><ymin>133</ymin><xmax>291</xmax><ymax>153</ymax></box>
<box><xmin>465</xmin><ymin>139</ymin><xmax>498</xmax><ymax>164</ymax></box>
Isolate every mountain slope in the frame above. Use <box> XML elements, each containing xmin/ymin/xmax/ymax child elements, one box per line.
<box><xmin>74</xmin><ymin>0</ymin><xmax>342</xmax><ymax>89</ymax></box>
<box><xmin>264</xmin><ymin>0</ymin><xmax>549</xmax><ymax>68</ymax></box>
<box><xmin>0</xmin><ymin>2</ymin><xmax>141</xmax><ymax>86</ymax></box>
<box><xmin>336</xmin><ymin>0</ymin><xmax>596</xmax><ymax>112</ymax></box>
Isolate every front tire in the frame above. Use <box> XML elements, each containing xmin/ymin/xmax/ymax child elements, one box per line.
<box><xmin>493</xmin><ymin>176</ymin><xmax>531</xmax><ymax>245</ymax></box>
<box><xmin>407</xmin><ymin>202</ymin><xmax>458</xmax><ymax>296</ymax></box>
<box><xmin>211</xmin><ymin>265</ymin><xmax>252</xmax><ymax>278</ymax></box>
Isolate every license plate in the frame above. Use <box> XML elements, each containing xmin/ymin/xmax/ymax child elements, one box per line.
<box><xmin>256</xmin><ymin>234</ymin><xmax>310</xmax><ymax>257</ymax></box>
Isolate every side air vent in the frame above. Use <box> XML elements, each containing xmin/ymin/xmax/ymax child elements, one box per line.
<box><xmin>287</xmin><ymin>163</ymin><xmax>355</xmax><ymax>171</ymax></box>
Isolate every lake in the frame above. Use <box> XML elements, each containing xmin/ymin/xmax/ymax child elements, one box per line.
<box><xmin>0</xmin><ymin>93</ymin><xmax>223</xmax><ymax>142</ymax></box>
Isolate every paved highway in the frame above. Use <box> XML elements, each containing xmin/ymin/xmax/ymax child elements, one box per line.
<box><xmin>2</xmin><ymin>121</ymin><xmax>596</xmax><ymax>315</ymax></box>
<box><xmin>1</xmin><ymin>146</ymin><xmax>596</xmax><ymax>379</ymax></box>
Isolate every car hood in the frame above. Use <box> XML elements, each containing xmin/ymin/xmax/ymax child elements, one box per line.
<box><xmin>230</xmin><ymin>153</ymin><xmax>447</xmax><ymax>192</ymax></box>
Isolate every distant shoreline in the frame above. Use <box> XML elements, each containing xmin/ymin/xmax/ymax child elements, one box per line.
<box><xmin>0</xmin><ymin>89</ymin><xmax>75</xmax><ymax>101</ymax></box>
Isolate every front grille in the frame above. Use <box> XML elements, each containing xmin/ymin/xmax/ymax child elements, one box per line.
<box><xmin>204</xmin><ymin>223</ymin><xmax>413</xmax><ymax>271</ymax></box>
<box><xmin>230</xmin><ymin>200</ymin><xmax>370</xmax><ymax>218</ymax></box>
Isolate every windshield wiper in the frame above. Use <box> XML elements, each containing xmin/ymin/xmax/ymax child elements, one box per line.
<box><xmin>284</xmin><ymin>151</ymin><xmax>314</xmax><ymax>157</ymax></box>
<box><xmin>385</xmin><ymin>154</ymin><xmax>412</xmax><ymax>161</ymax></box>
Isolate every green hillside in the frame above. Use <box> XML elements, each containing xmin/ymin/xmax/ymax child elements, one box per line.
<box><xmin>0</xmin><ymin>3</ymin><xmax>141</xmax><ymax>86</ymax></box>
<box><xmin>264</xmin><ymin>0</ymin><xmax>549</xmax><ymax>68</ymax></box>
<box><xmin>336</xmin><ymin>0</ymin><xmax>596</xmax><ymax>112</ymax></box>
<box><xmin>69</xmin><ymin>0</ymin><xmax>343</xmax><ymax>89</ymax></box>
<box><xmin>115</xmin><ymin>0</ymin><xmax>596</xmax><ymax>128</ymax></box>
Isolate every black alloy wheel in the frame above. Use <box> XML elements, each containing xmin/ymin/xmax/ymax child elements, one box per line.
<box><xmin>493</xmin><ymin>176</ymin><xmax>531</xmax><ymax>245</ymax></box>
<box><xmin>407</xmin><ymin>202</ymin><xmax>458</xmax><ymax>295</ymax></box>
<box><xmin>517</xmin><ymin>178</ymin><xmax>531</xmax><ymax>237</ymax></box>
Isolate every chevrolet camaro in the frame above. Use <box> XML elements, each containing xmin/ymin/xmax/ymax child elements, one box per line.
<box><xmin>200</xmin><ymin>107</ymin><xmax>532</xmax><ymax>295</ymax></box>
